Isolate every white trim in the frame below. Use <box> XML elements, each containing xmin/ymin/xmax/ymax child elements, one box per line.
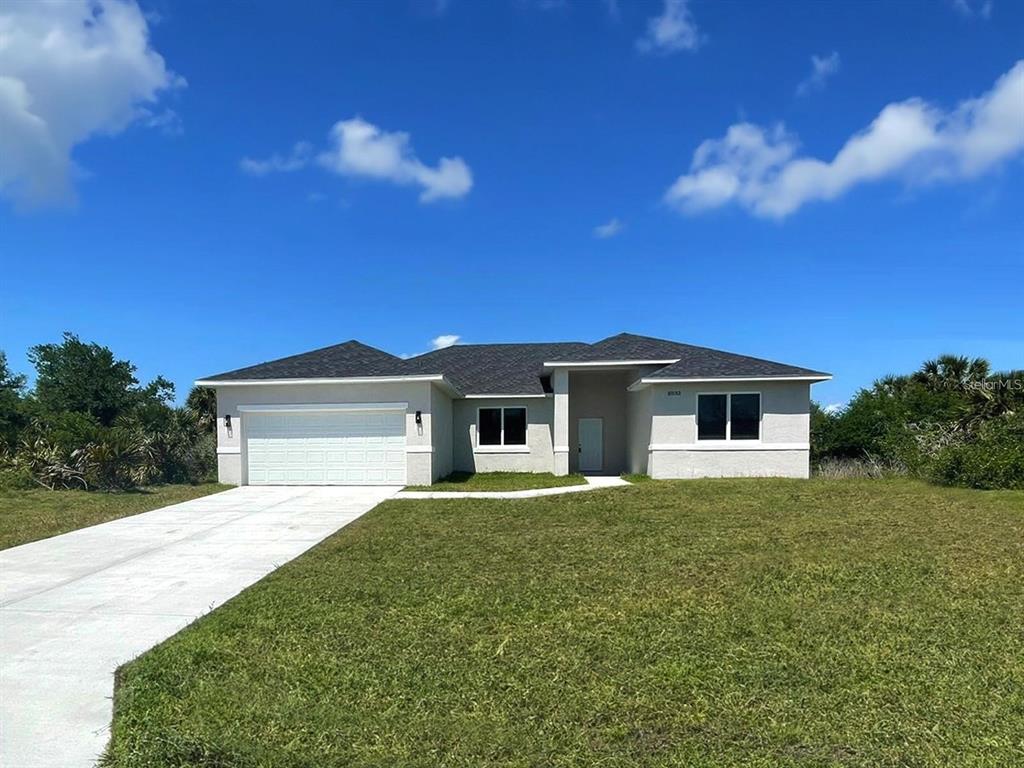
<box><xmin>405</xmin><ymin>445</ymin><xmax>434</xmax><ymax>454</ymax></box>
<box><xmin>553</xmin><ymin>445</ymin><xmax>571</xmax><ymax>453</ymax></box>
<box><xmin>216</xmin><ymin>446</ymin><xmax>241</xmax><ymax>455</ymax></box>
<box><xmin>237</xmin><ymin>402</ymin><xmax>407</xmax><ymax>413</ymax></box>
<box><xmin>196</xmin><ymin>375</ymin><xmax>445</xmax><ymax>387</ymax></box>
<box><xmin>475</xmin><ymin>405</ymin><xmax>529</xmax><ymax>448</ymax></box>
<box><xmin>463</xmin><ymin>393</ymin><xmax>550</xmax><ymax>399</ymax></box>
<box><xmin>649</xmin><ymin>442</ymin><xmax>809</xmax><ymax>451</ymax></box>
<box><xmin>629</xmin><ymin>374</ymin><xmax>830</xmax><ymax>390</ymax></box>
<box><xmin>544</xmin><ymin>359</ymin><xmax>679</xmax><ymax>369</ymax></box>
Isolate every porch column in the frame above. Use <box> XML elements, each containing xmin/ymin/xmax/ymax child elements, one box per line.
<box><xmin>553</xmin><ymin>368</ymin><xmax>570</xmax><ymax>475</ymax></box>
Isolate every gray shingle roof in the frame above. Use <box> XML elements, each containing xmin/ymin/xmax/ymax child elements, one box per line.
<box><xmin>200</xmin><ymin>340</ymin><xmax>406</xmax><ymax>381</ymax></box>
<box><xmin>199</xmin><ymin>333</ymin><xmax>829</xmax><ymax>392</ymax></box>
<box><xmin>403</xmin><ymin>342</ymin><xmax>589</xmax><ymax>395</ymax></box>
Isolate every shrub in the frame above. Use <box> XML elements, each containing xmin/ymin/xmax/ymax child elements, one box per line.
<box><xmin>0</xmin><ymin>465</ymin><xmax>35</xmax><ymax>489</ymax></box>
<box><xmin>929</xmin><ymin>414</ymin><xmax>1024</xmax><ymax>490</ymax></box>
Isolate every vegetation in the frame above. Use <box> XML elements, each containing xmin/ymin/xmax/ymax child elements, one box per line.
<box><xmin>0</xmin><ymin>333</ymin><xmax>217</xmax><ymax>491</ymax></box>
<box><xmin>104</xmin><ymin>479</ymin><xmax>1024</xmax><ymax>767</ymax></box>
<box><xmin>405</xmin><ymin>471</ymin><xmax>586</xmax><ymax>491</ymax></box>
<box><xmin>813</xmin><ymin>354</ymin><xmax>1023</xmax><ymax>489</ymax></box>
<box><xmin>0</xmin><ymin>483</ymin><xmax>228</xmax><ymax>551</ymax></box>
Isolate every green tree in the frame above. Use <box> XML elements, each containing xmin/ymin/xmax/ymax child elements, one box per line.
<box><xmin>27</xmin><ymin>332</ymin><xmax>163</xmax><ymax>427</ymax></box>
<box><xmin>0</xmin><ymin>351</ymin><xmax>27</xmax><ymax>447</ymax></box>
<box><xmin>185</xmin><ymin>386</ymin><xmax>217</xmax><ymax>434</ymax></box>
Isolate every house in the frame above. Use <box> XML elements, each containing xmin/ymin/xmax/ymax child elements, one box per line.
<box><xmin>196</xmin><ymin>333</ymin><xmax>831</xmax><ymax>485</ymax></box>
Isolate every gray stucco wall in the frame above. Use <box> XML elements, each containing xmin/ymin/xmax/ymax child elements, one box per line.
<box><xmin>431</xmin><ymin>387</ymin><xmax>453</xmax><ymax>481</ymax></box>
<box><xmin>625</xmin><ymin>386</ymin><xmax>652</xmax><ymax>475</ymax></box>
<box><xmin>567</xmin><ymin>370</ymin><xmax>631</xmax><ymax>474</ymax></box>
<box><xmin>452</xmin><ymin>397</ymin><xmax>555</xmax><ymax>473</ymax></box>
<box><xmin>645</xmin><ymin>380</ymin><xmax>812</xmax><ymax>479</ymax></box>
<box><xmin>213</xmin><ymin>380</ymin><xmax>436</xmax><ymax>486</ymax></box>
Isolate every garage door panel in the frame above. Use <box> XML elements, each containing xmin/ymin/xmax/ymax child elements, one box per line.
<box><xmin>246</xmin><ymin>409</ymin><xmax>406</xmax><ymax>486</ymax></box>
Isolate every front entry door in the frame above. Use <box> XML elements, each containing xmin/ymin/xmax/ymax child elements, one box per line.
<box><xmin>578</xmin><ymin>418</ymin><xmax>603</xmax><ymax>472</ymax></box>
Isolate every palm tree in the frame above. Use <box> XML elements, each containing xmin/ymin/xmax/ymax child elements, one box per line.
<box><xmin>912</xmin><ymin>355</ymin><xmax>990</xmax><ymax>393</ymax></box>
<box><xmin>184</xmin><ymin>386</ymin><xmax>217</xmax><ymax>434</ymax></box>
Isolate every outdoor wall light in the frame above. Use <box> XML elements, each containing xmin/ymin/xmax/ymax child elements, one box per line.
<box><xmin>415</xmin><ymin>410</ymin><xmax>422</xmax><ymax>426</ymax></box>
<box><xmin>224</xmin><ymin>414</ymin><xmax>232</xmax><ymax>429</ymax></box>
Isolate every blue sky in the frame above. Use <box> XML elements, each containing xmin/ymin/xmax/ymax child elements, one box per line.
<box><xmin>1</xmin><ymin>0</ymin><xmax>1022</xmax><ymax>408</ymax></box>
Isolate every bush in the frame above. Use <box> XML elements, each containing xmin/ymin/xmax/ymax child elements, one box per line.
<box><xmin>0</xmin><ymin>465</ymin><xmax>35</xmax><ymax>490</ymax></box>
<box><xmin>929</xmin><ymin>414</ymin><xmax>1024</xmax><ymax>490</ymax></box>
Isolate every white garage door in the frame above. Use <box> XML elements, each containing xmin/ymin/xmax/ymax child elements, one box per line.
<box><xmin>245</xmin><ymin>409</ymin><xmax>406</xmax><ymax>485</ymax></box>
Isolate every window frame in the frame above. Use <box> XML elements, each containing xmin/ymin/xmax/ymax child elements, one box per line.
<box><xmin>696</xmin><ymin>392</ymin><xmax>762</xmax><ymax>442</ymax></box>
<box><xmin>476</xmin><ymin>406</ymin><xmax>528</xmax><ymax>447</ymax></box>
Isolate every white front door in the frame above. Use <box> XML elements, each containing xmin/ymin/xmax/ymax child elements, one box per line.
<box><xmin>245</xmin><ymin>409</ymin><xmax>407</xmax><ymax>485</ymax></box>
<box><xmin>578</xmin><ymin>417</ymin><xmax>603</xmax><ymax>472</ymax></box>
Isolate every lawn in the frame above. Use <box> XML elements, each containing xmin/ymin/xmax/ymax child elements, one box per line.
<box><xmin>0</xmin><ymin>483</ymin><xmax>230</xmax><ymax>550</ymax></box>
<box><xmin>405</xmin><ymin>471</ymin><xmax>587</xmax><ymax>491</ymax></box>
<box><xmin>104</xmin><ymin>479</ymin><xmax>1024</xmax><ymax>768</ymax></box>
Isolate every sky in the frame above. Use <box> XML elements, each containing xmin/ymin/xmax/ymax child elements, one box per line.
<box><xmin>1</xmin><ymin>0</ymin><xmax>1022</xmax><ymax>409</ymax></box>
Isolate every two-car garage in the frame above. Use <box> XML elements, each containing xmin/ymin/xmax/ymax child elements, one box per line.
<box><xmin>243</xmin><ymin>406</ymin><xmax>407</xmax><ymax>485</ymax></box>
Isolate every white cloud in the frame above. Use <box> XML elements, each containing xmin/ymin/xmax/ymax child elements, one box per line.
<box><xmin>796</xmin><ymin>51</ymin><xmax>840</xmax><ymax>96</ymax></box>
<box><xmin>245</xmin><ymin>118</ymin><xmax>472</xmax><ymax>203</ymax></box>
<box><xmin>637</xmin><ymin>0</ymin><xmax>702</xmax><ymax>54</ymax></box>
<box><xmin>240</xmin><ymin>142</ymin><xmax>312</xmax><ymax>176</ymax></box>
<box><xmin>0</xmin><ymin>0</ymin><xmax>183</xmax><ymax>207</ymax></box>
<box><xmin>665</xmin><ymin>60</ymin><xmax>1024</xmax><ymax>219</ymax></box>
<box><xmin>822</xmin><ymin>403</ymin><xmax>845</xmax><ymax>415</ymax></box>
<box><xmin>431</xmin><ymin>334</ymin><xmax>461</xmax><ymax>350</ymax></box>
<box><xmin>951</xmin><ymin>0</ymin><xmax>993</xmax><ymax>19</ymax></box>
<box><xmin>593</xmin><ymin>217</ymin><xmax>624</xmax><ymax>238</ymax></box>
<box><xmin>318</xmin><ymin>118</ymin><xmax>472</xmax><ymax>202</ymax></box>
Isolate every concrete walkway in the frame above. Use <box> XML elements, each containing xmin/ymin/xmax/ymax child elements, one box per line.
<box><xmin>393</xmin><ymin>474</ymin><xmax>631</xmax><ymax>499</ymax></box>
<box><xmin>0</xmin><ymin>485</ymin><xmax>396</xmax><ymax>768</ymax></box>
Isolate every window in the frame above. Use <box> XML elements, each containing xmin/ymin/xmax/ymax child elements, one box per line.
<box><xmin>730</xmin><ymin>394</ymin><xmax>760</xmax><ymax>440</ymax></box>
<box><xmin>697</xmin><ymin>393</ymin><xmax>761</xmax><ymax>441</ymax></box>
<box><xmin>478</xmin><ymin>408</ymin><xmax>502</xmax><ymax>445</ymax></box>
<box><xmin>503</xmin><ymin>407</ymin><xmax>527</xmax><ymax>445</ymax></box>
<box><xmin>477</xmin><ymin>407</ymin><xmax>527</xmax><ymax>446</ymax></box>
<box><xmin>697</xmin><ymin>394</ymin><xmax>727</xmax><ymax>440</ymax></box>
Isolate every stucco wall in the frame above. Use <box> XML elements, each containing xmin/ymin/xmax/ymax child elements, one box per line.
<box><xmin>625</xmin><ymin>386</ymin><xmax>652</xmax><ymax>475</ymax></box>
<box><xmin>649</xmin><ymin>449</ymin><xmax>809</xmax><ymax>478</ymax></box>
<box><xmin>431</xmin><ymin>387</ymin><xmax>453</xmax><ymax>481</ymax></box>
<box><xmin>644</xmin><ymin>380</ymin><xmax>812</xmax><ymax>479</ymax></box>
<box><xmin>568</xmin><ymin>370</ymin><xmax>631</xmax><ymax>474</ymax></box>
<box><xmin>214</xmin><ymin>380</ymin><xmax>436</xmax><ymax>486</ymax></box>
<box><xmin>452</xmin><ymin>397</ymin><xmax>555</xmax><ymax>473</ymax></box>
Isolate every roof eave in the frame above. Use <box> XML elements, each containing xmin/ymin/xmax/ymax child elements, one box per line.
<box><xmin>627</xmin><ymin>374</ymin><xmax>833</xmax><ymax>391</ymax></box>
<box><xmin>194</xmin><ymin>373</ymin><xmax>462</xmax><ymax>397</ymax></box>
<box><xmin>543</xmin><ymin>359</ymin><xmax>681</xmax><ymax>369</ymax></box>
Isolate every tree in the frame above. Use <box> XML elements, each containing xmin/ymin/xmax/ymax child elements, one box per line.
<box><xmin>0</xmin><ymin>351</ymin><xmax>27</xmax><ymax>447</ymax></box>
<box><xmin>185</xmin><ymin>386</ymin><xmax>217</xmax><ymax>434</ymax></box>
<box><xmin>27</xmin><ymin>332</ymin><xmax>160</xmax><ymax>427</ymax></box>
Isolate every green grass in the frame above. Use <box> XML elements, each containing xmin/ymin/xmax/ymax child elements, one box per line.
<box><xmin>405</xmin><ymin>471</ymin><xmax>587</xmax><ymax>491</ymax></box>
<box><xmin>104</xmin><ymin>479</ymin><xmax>1024</xmax><ymax>768</ymax></box>
<box><xmin>0</xmin><ymin>483</ymin><xmax>230</xmax><ymax>550</ymax></box>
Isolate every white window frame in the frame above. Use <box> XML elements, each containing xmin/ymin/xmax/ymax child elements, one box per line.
<box><xmin>696</xmin><ymin>392</ymin><xmax>762</xmax><ymax>442</ymax></box>
<box><xmin>476</xmin><ymin>406</ymin><xmax>528</xmax><ymax>448</ymax></box>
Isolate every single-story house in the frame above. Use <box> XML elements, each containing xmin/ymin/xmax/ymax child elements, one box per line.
<box><xmin>197</xmin><ymin>333</ymin><xmax>831</xmax><ymax>486</ymax></box>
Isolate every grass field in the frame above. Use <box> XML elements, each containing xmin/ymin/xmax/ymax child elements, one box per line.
<box><xmin>405</xmin><ymin>471</ymin><xmax>587</xmax><ymax>491</ymax></box>
<box><xmin>0</xmin><ymin>484</ymin><xmax>229</xmax><ymax>550</ymax></box>
<box><xmin>103</xmin><ymin>479</ymin><xmax>1024</xmax><ymax>767</ymax></box>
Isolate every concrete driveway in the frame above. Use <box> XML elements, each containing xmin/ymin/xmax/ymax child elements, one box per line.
<box><xmin>0</xmin><ymin>485</ymin><xmax>397</xmax><ymax>768</ymax></box>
